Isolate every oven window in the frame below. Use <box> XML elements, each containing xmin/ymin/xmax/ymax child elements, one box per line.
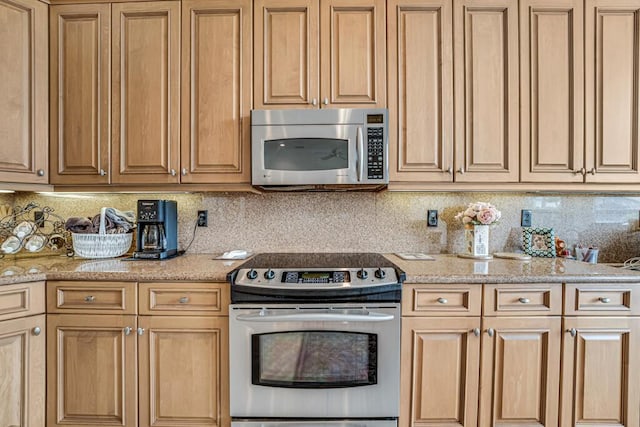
<box><xmin>252</xmin><ymin>331</ymin><xmax>377</xmax><ymax>388</ymax></box>
<box><xmin>263</xmin><ymin>138</ymin><xmax>349</xmax><ymax>171</ymax></box>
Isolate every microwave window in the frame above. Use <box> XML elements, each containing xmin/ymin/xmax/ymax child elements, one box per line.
<box><xmin>264</xmin><ymin>138</ymin><xmax>349</xmax><ymax>171</ymax></box>
<box><xmin>252</xmin><ymin>331</ymin><xmax>377</xmax><ymax>388</ymax></box>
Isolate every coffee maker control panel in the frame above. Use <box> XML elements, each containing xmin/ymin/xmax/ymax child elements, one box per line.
<box><xmin>137</xmin><ymin>200</ymin><xmax>163</xmax><ymax>222</ymax></box>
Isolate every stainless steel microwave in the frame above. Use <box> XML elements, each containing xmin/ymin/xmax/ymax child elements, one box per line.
<box><xmin>251</xmin><ymin>108</ymin><xmax>389</xmax><ymax>190</ymax></box>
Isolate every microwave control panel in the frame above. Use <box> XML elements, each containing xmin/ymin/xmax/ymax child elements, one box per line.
<box><xmin>366</xmin><ymin>124</ymin><xmax>385</xmax><ymax>180</ymax></box>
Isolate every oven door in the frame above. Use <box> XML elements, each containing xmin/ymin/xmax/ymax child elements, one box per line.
<box><xmin>229</xmin><ymin>303</ymin><xmax>400</xmax><ymax>419</ymax></box>
<box><xmin>251</xmin><ymin>124</ymin><xmax>364</xmax><ymax>186</ymax></box>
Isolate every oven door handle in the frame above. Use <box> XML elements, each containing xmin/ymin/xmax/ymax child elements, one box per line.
<box><xmin>236</xmin><ymin>310</ymin><xmax>395</xmax><ymax>323</ymax></box>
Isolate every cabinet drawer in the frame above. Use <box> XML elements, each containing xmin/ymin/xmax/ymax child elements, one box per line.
<box><xmin>139</xmin><ymin>282</ymin><xmax>229</xmax><ymax>316</ymax></box>
<box><xmin>564</xmin><ymin>283</ymin><xmax>639</xmax><ymax>315</ymax></box>
<box><xmin>0</xmin><ymin>281</ymin><xmax>45</xmax><ymax>321</ymax></box>
<box><xmin>47</xmin><ymin>281</ymin><xmax>136</xmax><ymax>314</ymax></box>
<box><xmin>483</xmin><ymin>284</ymin><xmax>562</xmax><ymax>316</ymax></box>
<box><xmin>402</xmin><ymin>284</ymin><xmax>481</xmax><ymax>316</ymax></box>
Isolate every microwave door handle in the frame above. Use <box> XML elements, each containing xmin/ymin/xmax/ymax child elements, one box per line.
<box><xmin>236</xmin><ymin>310</ymin><xmax>394</xmax><ymax>323</ymax></box>
<box><xmin>357</xmin><ymin>127</ymin><xmax>364</xmax><ymax>182</ymax></box>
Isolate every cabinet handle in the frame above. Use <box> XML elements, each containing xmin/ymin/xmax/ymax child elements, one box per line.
<box><xmin>323</xmin><ymin>97</ymin><xmax>329</xmax><ymax>105</ymax></box>
<box><xmin>599</xmin><ymin>297</ymin><xmax>611</xmax><ymax>303</ymax></box>
<box><xmin>457</xmin><ymin>167</ymin><xmax>465</xmax><ymax>174</ymax></box>
<box><xmin>436</xmin><ymin>297</ymin><xmax>448</xmax><ymax>304</ymax></box>
<box><xmin>310</xmin><ymin>98</ymin><xmax>317</xmax><ymax>106</ymax></box>
<box><xmin>137</xmin><ymin>327</ymin><xmax>145</xmax><ymax>336</ymax></box>
<box><xmin>37</xmin><ymin>169</ymin><xmax>45</xmax><ymax>177</ymax></box>
<box><xmin>574</xmin><ymin>167</ymin><xmax>586</xmax><ymax>176</ymax></box>
<box><xmin>84</xmin><ymin>295</ymin><xmax>95</xmax><ymax>303</ymax></box>
<box><xmin>124</xmin><ymin>327</ymin><xmax>133</xmax><ymax>336</ymax></box>
<box><xmin>487</xmin><ymin>328</ymin><xmax>494</xmax><ymax>337</ymax></box>
<box><xmin>568</xmin><ymin>328</ymin><xmax>577</xmax><ymax>337</ymax></box>
<box><xmin>589</xmin><ymin>168</ymin><xmax>596</xmax><ymax>175</ymax></box>
<box><xmin>99</xmin><ymin>169</ymin><xmax>106</xmax><ymax>176</ymax></box>
<box><xmin>472</xmin><ymin>328</ymin><xmax>480</xmax><ymax>337</ymax></box>
<box><xmin>181</xmin><ymin>167</ymin><xmax>188</xmax><ymax>176</ymax></box>
<box><xmin>170</xmin><ymin>169</ymin><xmax>177</xmax><ymax>176</ymax></box>
<box><xmin>178</xmin><ymin>296</ymin><xmax>189</xmax><ymax>304</ymax></box>
<box><xmin>32</xmin><ymin>326</ymin><xmax>41</xmax><ymax>336</ymax></box>
<box><xmin>518</xmin><ymin>297</ymin><xmax>530</xmax><ymax>304</ymax></box>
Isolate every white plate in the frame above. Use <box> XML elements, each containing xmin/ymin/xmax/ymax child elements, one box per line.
<box><xmin>1</xmin><ymin>236</ymin><xmax>23</xmax><ymax>254</ymax></box>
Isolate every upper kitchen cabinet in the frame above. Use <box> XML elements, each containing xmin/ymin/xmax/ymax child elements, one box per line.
<box><xmin>520</xmin><ymin>0</ymin><xmax>584</xmax><ymax>183</ymax></box>
<box><xmin>584</xmin><ymin>0</ymin><xmax>640</xmax><ymax>184</ymax></box>
<box><xmin>388</xmin><ymin>0</ymin><xmax>518</xmax><ymax>185</ymax></box>
<box><xmin>111</xmin><ymin>1</ymin><xmax>181</xmax><ymax>184</ymax></box>
<box><xmin>254</xmin><ymin>0</ymin><xmax>386</xmax><ymax>109</ymax></box>
<box><xmin>49</xmin><ymin>4</ymin><xmax>111</xmax><ymax>185</ymax></box>
<box><xmin>0</xmin><ymin>0</ymin><xmax>48</xmax><ymax>185</ymax></box>
<box><xmin>180</xmin><ymin>0</ymin><xmax>252</xmax><ymax>184</ymax></box>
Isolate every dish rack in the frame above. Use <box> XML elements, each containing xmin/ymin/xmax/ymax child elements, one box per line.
<box><xmin>72</xmin><ymin>208</ymin><xmax>133</xmax><ymax>259</ymax></box>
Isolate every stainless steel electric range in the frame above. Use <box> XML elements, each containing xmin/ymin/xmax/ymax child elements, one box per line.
<box><xmin>227</xmin><ymin>253</ymin><xmax>405</xmax><ymax>427</ymax></box>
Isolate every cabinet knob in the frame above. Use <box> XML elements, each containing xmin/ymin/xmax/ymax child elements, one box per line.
<box><xmin>472</xmin><ymin>328</ymin><xmax>480</xmax><ymax>337</ymax></box>
<box><xmin>37</xmin><ymin>169</ymin><xmax>45</xmax><ymax>177</ymax></box>
<box><xmin>568</xmin><ymin>328</ymin><xmax>577</xmax><ymax>337</ymax></box>
<box><xmin>599</xmin><ymin>297</ymin><xmax>611</xmax><ymax>303</ymax></box>
<box><xmin>323</xmin><ymin>97</ymin><xmax>329</xmax><ymax>105</ymax></box>
<box><xmin>437</xmin><ymin>297</ymin><xmax>448</xmax><ymax>304</ymax></box>
<box><xmin>137</xmin><ymin>327</ymin><xmax>145</xmax><ymax>336</ymax></box>
<box><xmin>487</xmin><ymin>328</ymin><xmax>495</xmax><ymax>337</ymax></box>
<box><xmin>446</xmin><ymin>166</ymin><xmax>452</xmax><ymax>174</ymax></box>
<box><xmin>124</xmin><ymin>327</ymin><xmax>133</xmax><ymax>336</ymax></box>
<box><xmin>178</xmin><ymin>296</ymin><xmax>189</xmax><ymax>304</ymax></box>
<box><xmin>32</xmin><ymin>326</ymin><xmax>41</xmax><ymax>336</ymax></box>
<box><xmin>518</xmin><ymin>297</ymin><xmax>530</xmax><ymax>304</ymax></box>
<box><xmin>589</xmin><ymin>168</ymin><xmax>596</xmax><ymax>175</ymax></box>
<box><xmin>457</xmin><ymin>167</ymin><xmax>465</xmax><ymax>174</ymax></box>
<box><xmin>574</xmin><ymin>167</ymin><xmax>586</xmax><ymax>176</ymax></box>
<box><xmin>84</xmin><ymin>295</ymin><xmax>95</xmax><ymax>303</ymax></box>
<box><xmin>99</xmin><ymin>169</ymin><xmax>106</xmax><ymax>176</ymax></box>
<box><xmin>311</xmin><ymin>98</ymin><xmax>317</xmax><ymax>106</ymax></box>
<box><xmin>170</xmin><ymin>169</ymin><xmax>177</xmax><ymax>176</ymax></box>
<box><xmin>181</xmin><ymin>167</ymin><xmax>188</xmax><ymax>176</ymax></box>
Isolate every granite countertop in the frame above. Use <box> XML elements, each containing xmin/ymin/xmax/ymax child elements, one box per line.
<box><xmin>1</xmin><ymin>253</ymin><xmax>640</xmax><ymax>287</ymax></box>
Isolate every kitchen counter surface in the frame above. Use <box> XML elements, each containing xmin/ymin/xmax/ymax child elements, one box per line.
<box><xmin>1</xmin><ymin>253</ymin><xmax>640</xmax><ymax>287</ymax></box>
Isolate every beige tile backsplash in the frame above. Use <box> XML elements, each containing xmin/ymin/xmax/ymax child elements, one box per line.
<box><xmin>7</xmin><ymin>191</ymin><xmax>640</xmax><ymax>263</ymax></box>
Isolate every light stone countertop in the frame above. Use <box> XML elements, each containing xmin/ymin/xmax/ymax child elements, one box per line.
<box><xmin>1</xmin><ymin>253</ymin><xmax>640</xmax><ymax>287</ymax></box>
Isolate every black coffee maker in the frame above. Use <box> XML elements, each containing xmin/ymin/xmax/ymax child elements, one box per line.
<box><xmin>133</xmin><ymin>200</ymin><xmax>178</xmax><ymax>259</ymax></box>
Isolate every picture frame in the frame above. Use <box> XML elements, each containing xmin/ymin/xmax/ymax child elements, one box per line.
<box><xmin>522</xmin><ymin>227</ymin><xmax>556</xmax><ymax>257</ymax></box>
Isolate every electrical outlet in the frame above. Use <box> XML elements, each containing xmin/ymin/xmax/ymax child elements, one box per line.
<box><xmin>34</xmin><ymin>211</ymin><xmax>45</xmax><ymax>228</ymax></box>
<box><xmin>521</xmin><ymin>209</ymin><xmax>532</xmax><ymax>227</ymax></box>
<box><xmin>427</xmin><ymin>210</ymin><xmax>438</xmax><ymax>227</ymax></box>
<box><xmin>197</xmin><ymin>210</ymin><xmax>208</xmax><ymax>227</ymax></box>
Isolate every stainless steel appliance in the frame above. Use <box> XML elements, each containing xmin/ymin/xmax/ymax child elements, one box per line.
<box><xmin>133</xmin><ymin>200</ymin><xmax>178</xmax><ymax>259</ymax></box>
<box><xmin>251</xmin><ymin>109</ymin><xmax>389</xmax><ymax>190</ymax></box>
<box><xmin>228</xmin><ymin>253</ymin><xmax>404</xmax><ymax>427</ymax></box>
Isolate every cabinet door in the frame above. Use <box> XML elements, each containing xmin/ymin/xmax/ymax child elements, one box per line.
<box><xmin>585</xmin><ymin>0</ymin><xmax>640</xmax><ymax>183</ymax></box>
<box><xmin>138</xmin><ymin>316</ymin><xmax>229</xmax><ymax>427</ymax></box>
<box><xmin>400</xmin><ymin>317</ymin><xmax>480</xmax><ymax>427</ymax></box>
<box><xmin>560</xmin><ymin>317</ymin><xmax>640</xmax><ymax>427</ymax></box>
<box><xmin>479</xmin><ymin>317</ymin><xmax>561</xmax><ymax>427</ymax></box>
<box><xmin>181</xmin><ymin>0</ymin><xmax>251</xmax><ymax>184</ymax></box>
<box><xmin>0</xmin><ymin>0</ymin><xmax>47</xmax><ymax>185</ymax></box>
<box><xmin>0</xmin><ymin>314</ymin><xmax>45</xmax><ymax>427</ymax></box>
<box><xmin>453</xmin><ymin>0</ymin><xmax>518</xmax><ymax>182</ymax></box>
<box><xmin>520</xmin><ymin>0</ymin><xmax>584</xmax><ymax>183</ymax></box>
<box><xmin>254</xmin><ymin>0</ymin><xmax>319</xmax><ymax>109</ymax></box>
<box><xmin>46</xmin><ymin>314</ymin><xmax>137</xmax><ymax>427</ymax></box>
<box><xmin>387</xmin><ymin>0</ymin><xmax>454</xmax><ymax>183</ymax></box>
<box><xmin>49</xmin><ymin>4</ymin><xmax>111</xmax><ymax>185</ymax></box>
<box><xmin>320</xmin><ymin>0</ymin><xmax>386</xmax><ymax>108</ymax></box>
<box><xmin>111</xmin><ymin>1</ymin><xmax>180</xmax><ymax>184</ymax></box>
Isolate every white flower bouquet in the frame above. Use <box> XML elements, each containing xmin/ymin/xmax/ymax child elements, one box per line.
<box><xmin>454</xmin><ymin>202</ymin><xmax>501</xmax><ymax>226</ymax></box>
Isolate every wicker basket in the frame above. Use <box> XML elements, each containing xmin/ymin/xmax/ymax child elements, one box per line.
<box><xmin>72</xmin><ymin>208</ymin><xmax>133</xmax><ymax>259</ymax></box>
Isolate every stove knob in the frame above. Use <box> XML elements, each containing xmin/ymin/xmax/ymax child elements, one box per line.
<box><xmin>357</xmin><ymin>268</ymin><xmax>368</xmax><ymax>280</ymax></box>
<box><xmin>375</xmin><ymin>268</ymin><xmax>386</xmax><ymax>279</ymax></box>
<box><xmin>264</xmin><ymin>269</ymin><xmax>275</xmax><ymax>280</ymax></box>
<box><xmin>247</xmin><ymin>269</ymin><xmax>258</xmax><ymax>280</ymax></box>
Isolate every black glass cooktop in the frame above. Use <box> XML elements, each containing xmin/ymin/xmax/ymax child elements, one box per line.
<box><xmin>235</xmin><ymin>252</ymin><xmax>401</xmax><ymax>270</ymax></box>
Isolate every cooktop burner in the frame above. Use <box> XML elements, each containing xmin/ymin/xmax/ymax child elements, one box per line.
<box><xmin>228</xmin><ymin>253</ymin><xmax>405</xmax><ymax>303</ymax></box>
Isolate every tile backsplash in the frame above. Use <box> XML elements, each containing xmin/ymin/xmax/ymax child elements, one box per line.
<box><xmin>7</xmin><ymin>191</ymin><xmax>640</xmax><ymax>263</ymax></box>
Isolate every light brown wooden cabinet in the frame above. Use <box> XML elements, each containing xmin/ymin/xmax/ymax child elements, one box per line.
<box><xmin>0</xmin><ymin>0</ymin><xmax>48</xmax><ymax>185</ymax></box>
<box><xmin>254</xmin><ymin>0</ymin><xmax>386</xmax><ymax>109</ymax></box>
<box><xmin>0</xmin><ymin>282</ymin><xmax>46</xmax><ymax>427</ymax></box>
<box><xmin>46</xmin><ymin>280</ymin><xmax>230</xmax><ymax>427</ymax></box>
<box><xmin>388</xmin><ymin>0</ymin><xmax>519</xmax><ymax>184</ymax></box>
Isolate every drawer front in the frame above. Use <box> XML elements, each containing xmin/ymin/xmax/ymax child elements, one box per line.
<box><xmin>402</xmin><ymin>284</ymin><xmax>481</xmax><ymax>316</ymax></box>
<box><xmin>565</xmin><ymin>283</ymin><xmax>639</xmax><ymax>315</ymax></box>
<box><xmin>47</xmin><ymin>281</ymin><xmax>136</xmax><ymax>314</ymax></box>
<box><xmin>139</xmin><ymin>282</ymin><xmax>229</xmax><ymax>315</ymax></box>
<box><xmin>483</xmin><ymin>284</ymin><xmax>562</xmax><ymax>316</ymax></box>
<box><xmin>0</xmin><ymin>281</ymin><xmax>45</xmax><ymax>321</ymax></box>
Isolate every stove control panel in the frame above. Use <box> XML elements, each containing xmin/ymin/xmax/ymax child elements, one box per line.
<box><xmin>235</xmin><ymin>267</ymin><xmax>399</xmax><ymax>289</ymax></box>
